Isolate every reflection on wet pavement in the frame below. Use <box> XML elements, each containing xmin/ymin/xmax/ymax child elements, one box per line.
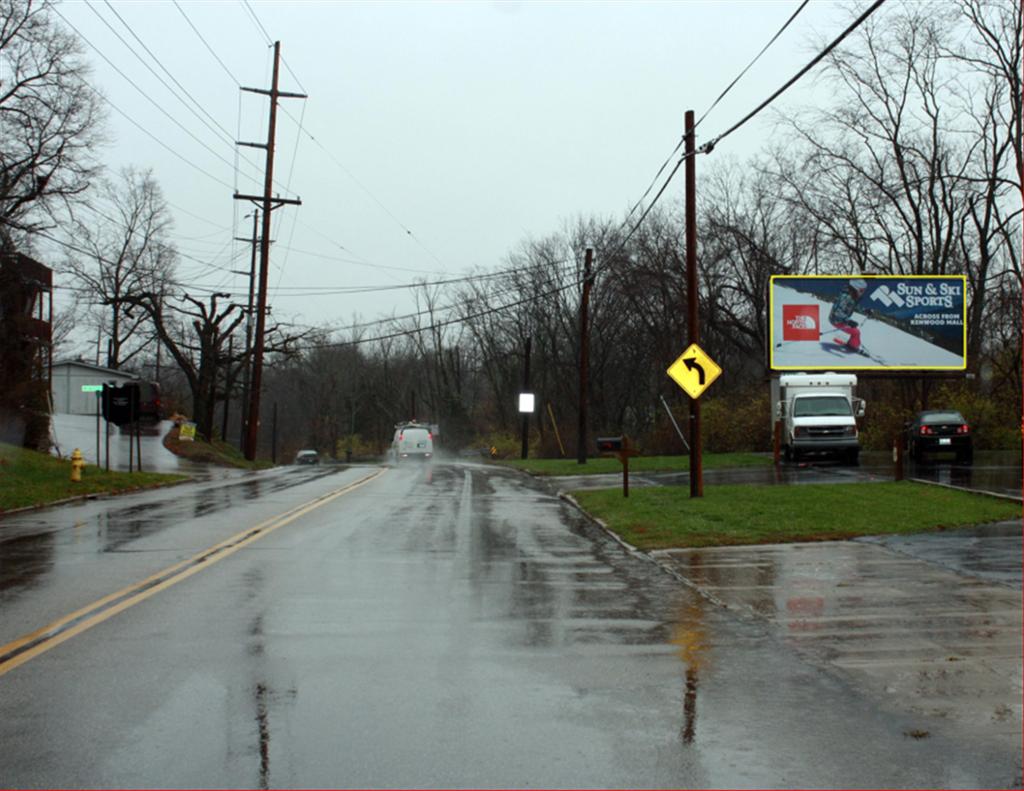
<box><xmin>2</xmin><ymin>460</ymin><xmax>1020</xmax><ymax>787</ymax></box>
<box><xmin>0</xmin><ymin>466</ymin><xmax>346</xmax><ymax>599</ymax></box>
<box><xmin>653</xmin><ymin>536</ymin><xmax>1022</xmax><ymax>750</ymax></box>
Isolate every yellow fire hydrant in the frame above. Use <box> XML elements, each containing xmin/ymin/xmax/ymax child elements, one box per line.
<box><xmin>70</xmin><ymin>448</ymin><xmax>86</xmax><ymax>482</ymax></box>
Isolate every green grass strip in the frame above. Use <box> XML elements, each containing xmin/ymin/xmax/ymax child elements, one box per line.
<box><xmin>497</xmin><ymin>453</ymin><xmax>771</xmax><ymax>476</ymax></box>
<box><xmin>571</xmin><ymin>481</ymin><xmax>1021</xmax><ymax>550</ymax></box>
<box><xmin>0</xmin><ymin>443</ymin><xmax>188</xmax><ymax>514</ymax></box>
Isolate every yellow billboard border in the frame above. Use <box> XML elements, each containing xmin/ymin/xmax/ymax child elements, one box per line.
<box><xmin>769</xmin><ymin>274</ymin><xmax>968</xmax><ymax>372</ymax></box>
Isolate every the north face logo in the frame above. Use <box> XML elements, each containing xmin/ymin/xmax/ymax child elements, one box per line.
<box><xmin>782</xmin><ymin>304</ymin><xmax>819</xmax><ymax>341</ymax></box>
<box><xmin>788</xmin><ymin>315</ymin><xmax>817</xmax><ymax>330</ymax></box>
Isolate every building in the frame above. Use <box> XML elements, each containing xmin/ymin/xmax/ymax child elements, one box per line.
<box><xmin>0</xmin><ymin>251</ymin><xmax>53</xmax><ymax>448</ymax></box>
<box><xmin>50</xmin><ymin>360</ymin><xmax>138</xmax><ymax>416</ymax></box>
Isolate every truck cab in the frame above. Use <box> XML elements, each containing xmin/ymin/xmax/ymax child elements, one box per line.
<box><xmin>772</xmin><ymin>373</ymin><xmax>865</xmax><ymax>465</ymax></box>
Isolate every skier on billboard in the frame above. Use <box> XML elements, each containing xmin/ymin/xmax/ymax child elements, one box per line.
<box><xmin>828</xmin><ymin>278</ymin><xmax>868</xmax><ymax>352</ymax></box>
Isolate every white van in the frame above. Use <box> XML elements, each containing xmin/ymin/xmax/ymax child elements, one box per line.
<box><xmin>391</xmin><ymin>423</ymin><xmax>434</xmax><ymax>463</ymax></box>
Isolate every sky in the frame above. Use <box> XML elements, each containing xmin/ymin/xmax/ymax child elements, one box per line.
<box><xmin>46</xmin><ymin>0</ymin><xmax>857</xmax><ymax>352</ymax></box>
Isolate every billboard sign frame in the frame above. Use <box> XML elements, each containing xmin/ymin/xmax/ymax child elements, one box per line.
<box><xmin>769</xmin><ymin>275</ymin><xmax>967</xmax><ymax>372</ymax></box>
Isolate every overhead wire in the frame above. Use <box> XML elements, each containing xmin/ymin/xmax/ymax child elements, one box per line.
<box><xmin>699</xmin><ymin>0</ymin><xmax>888</xmax><ymax>154</ymax></box>
<box><xmin>693</xmin><ymin>0</ymin><xmax>810</xmax><ymax>129</ymax></box>
<box><xmin>241</xmin><ymin>0</ymin><xmax>273</xmax><ymax>45</ymax></box>
<box><xmin>308</xmin><ymin>0</ymin><xmax>891</xmax><ymax>348</ymax></box>
<box><xmin>311</xmin><ymin>266</ymin><xmax>585</xmax><ymax>348</ymax></box>
<box><xmin>172</xmin><ymin>0</ymin><xmax>242</xmax><ymax>86</ymax></box>
<box><xmin>278</xmin><ymin>105</ymin><xmax>451</xmax><ymax>272</ymax></box>
<box><xmin>620</xmin><ymin>0</ymin><xmax>809</xmax><ymax>236</ymax></box>
<box><xmin>96</xmin><ymin>1</ymin><xmax>240</xmax><ymax>149</ymax></box>
<box><xmin>52</xmin><ymin>6</ymin><xmax>268</xmax><ymax>193</ymax></box>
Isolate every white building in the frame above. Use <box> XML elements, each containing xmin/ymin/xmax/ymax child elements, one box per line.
<box><xmin>50</xmin><ymin>359</ymin><xmax>138</xmax><ymax>415</ymax></box>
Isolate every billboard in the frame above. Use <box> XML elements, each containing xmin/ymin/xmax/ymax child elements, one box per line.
<box><xmin>770</xmin><ymin>275</ymin><xmax>966</xmax><ymax>371</ymax></box>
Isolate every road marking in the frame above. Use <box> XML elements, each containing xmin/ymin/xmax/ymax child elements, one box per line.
<box><xmin>0</xmin><ymin>468</ymin><xmax>387</xmax><ymax>677</ymax></box>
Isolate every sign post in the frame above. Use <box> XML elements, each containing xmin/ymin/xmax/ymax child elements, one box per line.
<box><xmin>596</xmin><ymin>436</ymin><xmax>641</xmax><ymax>498</ymax></box>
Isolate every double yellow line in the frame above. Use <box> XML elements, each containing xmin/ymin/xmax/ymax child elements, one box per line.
<box><xmin>0</xmin><ymin>468</ymin><xmax>386</xmax><ymax>678</ymax></box>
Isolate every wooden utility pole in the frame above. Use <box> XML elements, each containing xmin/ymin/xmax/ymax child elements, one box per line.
<box><xmin>577</xmin><ymin>248</ymin><xmax>593</xmax><ymax>464</ymax></box>
<box><xmin>520</xmin><ymin>336</ymin><xmax>532</xmax><ymax>460</ymax></box>
<box><xmin>235</xmin><ymin>42</ymin><xmax>305</xmax><ymax>461</ymax></box>
<box><xmin>234</xmin><ymin>210</ymin><xmax>259</xmax><ymax>449</ymax></box>
<box><xmin>221</xmin><ymin>336</ymin><xmax>234</xmax><ymax>442</ymax></box>
<box><xmin>685</xmin><ymin>110</ymin><xmax>703</xmax><ymax>497</ymax></box>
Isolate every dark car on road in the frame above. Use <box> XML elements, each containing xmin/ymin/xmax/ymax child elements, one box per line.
<box><xmin>905</xmin><ymin>410</ymin><xmax>973</xmax><ymax>464</ymax></box>
<box><xmin>294</xmin><ymin>449</ymin><xmax>320</xmax><ymax>465</ymax></box>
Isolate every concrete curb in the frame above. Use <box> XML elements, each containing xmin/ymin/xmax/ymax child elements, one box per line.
<box><xmin>557</xmin><ymin>490</ymin><xmax>733</xmax><ymax>611</ymax></box>
<box><xmin>908</xmin><ymin>476</ymin><xmax>1022</xmax><ymax>503</ymax></box>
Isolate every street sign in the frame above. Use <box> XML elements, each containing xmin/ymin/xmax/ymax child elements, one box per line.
<box><xmin>667</xmin><ymin>343</ymin><xmax>722</xmax><ymax>399</ymax></box>
<box><xmin>179</xmin><ymin>422</ymin><xmax>197</xmax><ymax>442</ymax></box>
<box><xmin>81</xmin><ymin>384</ymin><xmax>103</xmax><ymax>393</ymax></box>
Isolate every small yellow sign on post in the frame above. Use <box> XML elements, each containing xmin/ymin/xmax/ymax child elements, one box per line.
<box><xmin>667</xmin><ymin>343</ymin><xmax>722</xmax><ymax>399</ymax></box>
<box><xmin>179</xmin><ymin>422</ymin><xmax>197</xmax><ymax>442</ymax></box>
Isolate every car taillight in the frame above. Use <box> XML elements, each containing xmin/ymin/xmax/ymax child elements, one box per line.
<box><xmin>920</xmin><ymin>425</ymin><xmax>934</xmax><ymax>435</ymax></box>
<box><xmin>428</xmin><ymin>432</ymin><xmax>433</xmax><ymax>440</ymax></box>
<box><xmin>399</xmin><ymin>432</ymin><xmax>404</xmax><ymax>441</ymax></box>
<box><xmin>957</xmin><ymin>424</ymin><xmax>970</xmax><ymax>434</ymax></box>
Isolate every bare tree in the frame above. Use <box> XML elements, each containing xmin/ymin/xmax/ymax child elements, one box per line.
<box><xmin>61</xmin><ymin>167</ymin><xmax>176</xmax><ymax>369</ymax></box>
<box><xmin>0</xmin><ymin>0</ymin><xmax>104</xmax><ymax>240</ymax></box>
<box><xmin>118</xmin><ymin>290</ymin><xmax>311</xmax><ymax>444</ymax></box>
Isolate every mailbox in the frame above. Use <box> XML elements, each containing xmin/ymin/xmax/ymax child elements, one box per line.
<box><xmin>596</xmin><ymin>436</ymin><xmax>624</xmax><ymax>453</ymax></box>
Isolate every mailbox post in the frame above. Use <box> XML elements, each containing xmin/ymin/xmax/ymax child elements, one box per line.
<box><xmin>597</xmin><ymin>435</ymin><xmax>641</xmax><ymax>497</ymax></box>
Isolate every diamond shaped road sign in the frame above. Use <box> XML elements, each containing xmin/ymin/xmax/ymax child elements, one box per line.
<box><xmin>667</xmin><ymin>343</ymin><xmax>722</xmax><ymax>399</ymax></box>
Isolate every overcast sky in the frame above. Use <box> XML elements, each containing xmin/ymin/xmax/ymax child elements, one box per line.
<box><xmin>49</xmin><ymin>0</ymin><xmax>856</xmax><ymax>346</ymax></box>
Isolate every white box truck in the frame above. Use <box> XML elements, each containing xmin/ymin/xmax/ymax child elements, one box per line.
<box><xmin>771</xmin><ymin>373</ymin><xmax>865</xmax><ymax>465</ymax></box>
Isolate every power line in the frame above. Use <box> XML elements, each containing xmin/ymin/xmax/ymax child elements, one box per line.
<box><xmin>173</xmin><ymin>0</ymin><xmax>241</xmax><ymax>86</ymax></box>
<box><xmin>694</xmin><ymin>0</ymin><xmax>810</xmax><ymax>129</ymax></box>
<box><xmin>700</xmin><ymin>0</ymin><xmax>888</xmax><ymax>154</ymax></box>
<box><xmin>96</xmin><ymin>1</ymin><xmax>240</xmax><ymax>148</ymax></box>
<box><xmin>611</xmin><ymin>0</ymin><xmax>888</xmax><ymax>273</ymax></box>
<box><xmin>621</xmin><ymin>1</ymin><xmax>809</xmax><ymax>235</ymax></box>
<box><xmin>312</xmin><ymin>267</ymin><xmax>585</xmax><ymax>349</ymax></box>
<box><xmin>194</xmin><ymin>260</ymin><xmax>577</xmax><ymax>299</ymax></box>
<box><xmin>278</xmin><ymin>105</ymin><xmax>451</xmax><ymax>271</ymax></box>
<box><xmin>52</xmin><ymin>6</ymin><xmax>266</xmax><ymax>192</ymax></box>
<box><xmin>241</xmin><ymin>0</ymin><xmax>273</xmax><ymax>43</ymax></box>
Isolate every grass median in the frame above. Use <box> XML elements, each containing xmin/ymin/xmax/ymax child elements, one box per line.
<box><xmin>0</xmin><ymin>442</ymin><xmax>188</xmax><ymax>514</ymax></box>
<box><xmin>571</xmin><ymin>481</ymin><xmax>1020</xmax><ymax>550</ymax></box>
<box><xmin>497</xmin><ymin>453</ymin><xmax>770</xmax><ymax>476</ymax></box>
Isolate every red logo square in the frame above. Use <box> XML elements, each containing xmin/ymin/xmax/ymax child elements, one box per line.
<box><xmin>783</xmin><ymin>304</ymin><xmax>819</xmax><ymax>341</ymax></box>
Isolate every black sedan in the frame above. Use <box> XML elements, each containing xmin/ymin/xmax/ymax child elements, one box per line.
<box><xmin>905</xmin><ymin>410</ymin><xmax>973</xmax><ymax>464</ymax></box>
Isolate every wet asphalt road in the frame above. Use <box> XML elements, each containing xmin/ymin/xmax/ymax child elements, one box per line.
<box><xmin>0</xmin><ymin>461</ymin><xmax>1020</xmax><ymax>788</ymax></box>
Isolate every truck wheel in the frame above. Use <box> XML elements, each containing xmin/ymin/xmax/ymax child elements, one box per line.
<box><xmin>846</xmin><ymin>450</ymin><xmax>860</xmax><ymax>466</ymax></box>
<box><xmin>783</xmin><ymin>445</ymin><xmax>793</xmax><ymax>463</ymax></box>
<box><xmin>956</xmin><ymin>450</ymin><xmax>973</xmax><ymax>465</ymax></box>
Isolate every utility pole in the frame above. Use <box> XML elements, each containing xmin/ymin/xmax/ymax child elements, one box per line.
<box><xmin>577</xmin><ymin>248</ymin><xmax>593</xmax><ymax>464</ymax></box>
<box><xmin>221</xmin><ymin>336</ymin><xmax>233</xmax><ymax>442</ymax></box>
<box><xmin>685</xmin><ymin>110</ymin><xmax>703</xmax><ymax>498</ymax></box>
<box><xmin>520</xmin><ymin>335</ymin><xmax>532</xmax><ymax>460</ymax></box>
<box><xmin>235</xmin><ymin>42</ymin><xmax>305</xmax><ymax>461</ymax></box>
<box><xmin>234</xmin><ymin>210</ymin><xmax>259</xmax><ymax>449</ymax></box>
